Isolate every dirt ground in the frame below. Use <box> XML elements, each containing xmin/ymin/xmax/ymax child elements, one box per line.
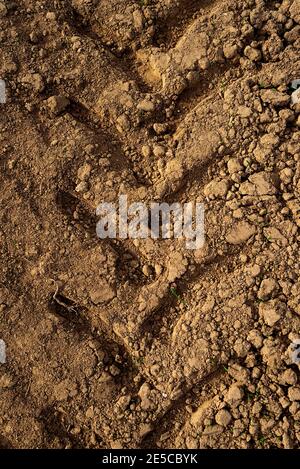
<box><xmin>1</xmin><ymin>0</ymin><xmax>300</xmax><ymax>450</ymax></box>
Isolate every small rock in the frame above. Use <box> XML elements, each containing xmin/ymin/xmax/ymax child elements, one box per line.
<box><xmin>247</xmin><ymin>264</ymin><xmax>261</xmax><ymax>277</ymax></box>
<box><xmin>75</xmin><ymin>181</ymin><xmax>88</xmax><ymax>193</ymax></box>
<box><xmin>138</xmin><ymin>382</ymin><xmax>153</xmax><ymax>410</ymax></box>
<box><xmin>227</xmin><ymin>158</ymin><xmax>243</xmax><ymax>174</ymax></box>
<box><xmin>289</xmin><ymin>402</ymin><xmax>299</xmax><ymax>415</ymax></box>
<box><xmin>263</xmin><ymin>226</ymin><xmax>288</xmax><ymax>246</ymax></box>
<box><xmin>288</xmin><ymin>386</ymin><xmax>300</xmax><ymax>401</ymax></box>
<box><xmin>47</xmin><ymin>95</ymin><xmax>70</xmax><ymax>115</ymax></box>
<box><xmin>260</xmin><ymin>133</ymin><xmax>280</xmax><ymax>149</ymax></box>
<box><xmin>141</xmin><ymin>145</ymin><xmax>151</xmax><ymax>157</ymax></box>
<box><xmin>260</xmin><ymin>89</ymin><xmax>290</xmax><ymax>106</ymax></box>
<box><xmin>290</xmin><ymin>1</ymin><xmax>300</xmax><ymax>24</ymax></box>
<box><xmin>203</xmin><ymin>424</ymin><xmax>223</xmax><ymax>435</ymax></box>
<box><xmin>247</xmin><ymin>329</ymin><xmax>263</xmax><ymax>349</ymax></box>
<box><xmin>259</xmin><ymin>299</ymin><xmax>283</xmax><ymax>327</ymax></box>
<box><xmin>226</xmin><ymin>221</ymin><xmax>256</xmax><ymax>245</ymax></box>
<box><xmin>228</xmin><ymin>364</ymin><xmax>249</xmax><ymax>384</ymax></box>
<box><xmin>282</xmin><ymin>433</ymin><xmax>293</xmax><ymax>449</ymax></box>
<box><xmin>223</xmin><ymin>43</ymin><xmax>239</xmax><ymax>59</ymax></box>
<box><xmin>240</xmin><ymin>172</ymin><xmax>277</xmax><ymax>196</ymax></box>
<box><xmin>116</xmin><ymin>114</ymin><xmax>130</xmax><ymax>132</ymax></box>
<box><xmin>153</xmin><ymin>144</ymin><xmax>165</xmax><ymax>157</ymax></box>
<box><xmin>244</xmin><ymin>45</ymin><xmax>261</xmax><ymax>62</ymax></box>
<box><xmin>290</xmin><ymin>79</ymin><xmax>300</xmax><ymax>91</ymax></box>
<box><xmin>291</xmin><ymin>88</ymin><xmax>300</xmax><ymax>105</ymax></box>
<box><xmin>258</xmin><ymin>278</ymin><xmax>278</xmax><ymax>300</ymax></box>
<box><xmin>280</xmin><ymin>167</ymin><xmax>293</xmax><ymax>184</ymax></box>
<box><xmin>22</xmin><ymin>73</ymin><xmax>45</xmax><ymax>93</ymax></box>
<box><xmin>280</xmin><ymin>369</ymin><xmax>298</xmax><ymax>386</ymax></box>
<box><xmin>138</xmin><ymin>382</ymin><xmax>151</xmax><ymax>400</ymax></box>
<box><xmin>142</xmin><ymin>265</ymin><xmax>152</xmax><ymax>277</ymax></box>
<box><xmin>165</xmin><ymin>158</ymin><xmax>183</xmax><ymax>179</ymax></box>
<box><xmin>237</xmin><ymin>106</ymin><xmax>252</xmax><ymax>118</ymax></box>
<box><xmin>116</xmin><ymin>395</ymin><xmax>131</xmax><ymax>411</ymax></box>
<box><xmin>137</xmin><ymin>99</ymin><xmax>155</xmax><ymax>112</ymax></box>
<box><xmin>285</xmin><ymin>25</ymin><xmax>300</xmax><ymax>43</ymax></box>
<box><xmin>215</xmin><ymin>409</ymin><xmax>232</xmax><ymax>427</ymax></box>
<box><xmin>77</xmin><ymin>163</ymin><xmax>92</xmax><ymax>181</ymax></box>
<box><xmin>204</xmin><ymin>178</ymin><xmax>230</xmax><ymax>198</ymax></box>
<box><xmin>225</xmin><ymin>384</ymin><xmax>244</xmax><ymax>406</ymax></box>
<box><xmin>233</xmin><ymin>339</ymin><xmax>251</xmax><ymax>358</ymax></box>
<box><xmin>153</xmin><ymin>123</ymin><xmax>168</xmax><ymax>135</ymax></box>
<box><xmin>85</xmin><ymin>406</ymin><xmax>94</xmax><ymax>419</ymax></box>
<box><xmin>133</xmin><ymin>9</ymin><xmax>144</xmax><ymax>32</ymax></box>
<box><xmin>29</xmin><ymin>31</ymin><xmax>40</xmax><ymax>43</ymax></box>
<box><xmin>186</xmin><ymin>70</ymin><xmax>200</xmax><ymax>85</ymax></box>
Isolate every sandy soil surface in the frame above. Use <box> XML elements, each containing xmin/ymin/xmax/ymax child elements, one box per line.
<box><xmin>0</xmin><ymin>0</ymin><xmax>300</xmax><ymax>449</ymax></box>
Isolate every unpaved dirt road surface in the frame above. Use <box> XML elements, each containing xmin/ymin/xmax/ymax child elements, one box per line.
<box><xmin>1</xmin><ymin>0</ymin><xmax>300</xmax><ymax>449</ymax></box>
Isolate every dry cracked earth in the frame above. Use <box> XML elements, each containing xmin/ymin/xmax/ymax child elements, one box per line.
<box><xmin>1</xmin><ymin>0</ymin><xmax>300</xmax><ymax>450</ymax></box>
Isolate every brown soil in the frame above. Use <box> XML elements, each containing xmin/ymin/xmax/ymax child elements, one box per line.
<box><xmin>1</xmin><ymin>0</ymin><xmax>300</xmax><ymax>449</ymax></box>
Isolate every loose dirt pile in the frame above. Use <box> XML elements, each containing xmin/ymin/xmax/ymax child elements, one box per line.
<box><xmin>0</xmin><ymin>0</ymin><xmax>300</xmax><ymax>449</ymax></box>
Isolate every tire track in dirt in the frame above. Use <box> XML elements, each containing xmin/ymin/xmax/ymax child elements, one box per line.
<box><xmin>35</xmin><ymin>0</ymin><xmax>254</xmax><ymax>446</ymax></box>
<box><xmin>4</xmin><ymin>0</ymin><xmax>299</xmax><ymax>450</ymax></box>
<box><xmin>153</xmin><ymin>0</ymin><xmax>223</xmax><ymax>48</ymax></box>
<box><xmin>141</xmin><ymin>368</ymin><xmax>225</xmax><ymax>448</ymax></box>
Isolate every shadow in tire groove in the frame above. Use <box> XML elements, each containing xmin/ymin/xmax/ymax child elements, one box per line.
<box><xmin>140</xmin><ymin>366</ymin><xmax>224</xmax><ymax>449</ymax></box>
<box><xmin>0</xmin><ymin>435</ymin><xmax>13</xmax><ymax>449</ymax></box>
<box><xmin>39</xmin><ymin>406</ymin><xmax>84</xmax><ymax>449</ymax></box>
